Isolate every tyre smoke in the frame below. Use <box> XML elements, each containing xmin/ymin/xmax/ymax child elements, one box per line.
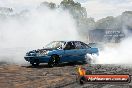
<box><xmin>96</xmin><ymin>37</ymin><xmax>132</xmax><ymax>64</ymax></box>
<box><xmin>0</xmin><ymin>5</ymin><xmax>78</xmax><ymax>65</ymax></box>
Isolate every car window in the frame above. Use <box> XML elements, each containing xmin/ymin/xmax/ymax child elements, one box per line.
<box><xmin>74</xmin><ymin>41</ymin><xmax>82</xmax><ymax>49</ymax></box>
<box><xmin>44</xmin><ymin>41</ymin><xmax>65</xmax><ymax>49</ymax></box>
<box><xmin>75</xmin><ymin>41</ymin><xmax>90</xmax><ymax>49</ymax></box>
<box><xmin>64</xmin><ymin>42</ymin><xmax>75</xmax><ymax>50</ymax></box>
<box><xmin>80</xmin><ymin>42</ymin><xmax>89</xmax><ymax>49</ymax></box>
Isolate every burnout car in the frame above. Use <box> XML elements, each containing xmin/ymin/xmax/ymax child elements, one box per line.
<box><xmin>24</xmin><ymin>41</ymin><xmax>99</xmax><ymax>67</ymax></box>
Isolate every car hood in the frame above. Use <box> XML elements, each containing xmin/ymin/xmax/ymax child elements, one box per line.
<box><xmin>26</xmin><ymin>48</ymin><xmax>57</xmax><ymax>56</ymax></box>
<box><xmin>37</xmin><ymin>48</ymin><xmax>58</xmax><ymax>52</ymax></box>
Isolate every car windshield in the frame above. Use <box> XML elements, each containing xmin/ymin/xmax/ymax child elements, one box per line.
<box><xmin>44</xmin><ymin>41</ymin><xmax>65</xmax><ymax>49</ymax></box>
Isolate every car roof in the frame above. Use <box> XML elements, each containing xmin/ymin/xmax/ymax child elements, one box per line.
<box><xmin>53</xmin><ymin>41</ymin><xmax>82</xmax><ymax>43</ymax></box>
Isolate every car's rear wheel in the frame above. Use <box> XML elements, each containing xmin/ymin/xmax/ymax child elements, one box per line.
<box><xmin>48</xmin><ymin>55</ymin><xmax>60</xmax><ymax>67</ymax></box>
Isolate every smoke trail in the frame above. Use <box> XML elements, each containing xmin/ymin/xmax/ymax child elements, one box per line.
<box><xmin>96</xmin><ymin>37</ymin><xmax>132</xmax><ymax>64</ymax></box>
<box><xmin>0</xmin><ymin>6</ymin><xmax>78</xmax><ymax>65</ymax></box>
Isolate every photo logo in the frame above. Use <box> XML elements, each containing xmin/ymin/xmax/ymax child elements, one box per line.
<box><xmin>77</xmin><ymin>66</ymin><xmax>131</xmax><ymax>84</ymax></box>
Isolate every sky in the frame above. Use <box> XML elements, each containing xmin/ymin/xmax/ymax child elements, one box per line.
<box><xmin>0</xmin><ymin>0</ymin><xmax>132</xmax><ymax>20</ymax></box>
<box><xmin>77</xmin><ymin>0</ymin><xmax>132</xmax><ymax>20</ymax></box>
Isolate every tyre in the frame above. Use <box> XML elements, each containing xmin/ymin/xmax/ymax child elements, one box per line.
<box><xmin>48</xmin><ymin>55</ymin><xmax>60</xmax><ymax>67</ymax></box>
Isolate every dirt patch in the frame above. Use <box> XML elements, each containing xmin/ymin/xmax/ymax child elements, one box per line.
<box><xmin>0</xmin><ymin>64</ymin><xmax>131</xmax><ymax>88</ymax></box>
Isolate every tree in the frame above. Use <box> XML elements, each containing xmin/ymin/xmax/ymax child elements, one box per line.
<box><xmin>60</xmin><ymin>0</ymin><xmax>87</xmax><ymax>19</ymax></box>
<box><xmin>60</xmin><ymin>0</ymin><xmax>91</xmax><ymax>39</ymax></box>
<box><xmin>40</xmin><ymin>2</ymin><xmax>56</xmax><ymax>9</ymax></box>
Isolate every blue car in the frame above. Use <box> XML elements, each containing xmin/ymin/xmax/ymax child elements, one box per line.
<box><xmin>24</xmin><ymin>41</ymin><xmax>99</xmax><ymax>67</ymax></box>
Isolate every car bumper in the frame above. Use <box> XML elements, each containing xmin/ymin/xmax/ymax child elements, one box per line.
<box><xmin>24</xmin><ymin>55</ymin><xmax>51</xmax><ymax>63</ymax></box>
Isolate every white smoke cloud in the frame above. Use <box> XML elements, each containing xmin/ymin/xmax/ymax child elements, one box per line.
<box><xmin>0</xmin><ymin>0</ymin><xmax>61</xmax><ymax>13</ymax></box>
<box><xmin>96</xmin><ymin>37</ymin><xmax>132</xmax><ymax>64</ymax></box>
<box><xmin>0</xmin><ymin>5</ymin><xmax>78</xmax><ymax>64</ymax></box>
<box><xmin>0</xmin><ymin>0</ymin><xmax>61</xmax><ymax>7</ymax></box>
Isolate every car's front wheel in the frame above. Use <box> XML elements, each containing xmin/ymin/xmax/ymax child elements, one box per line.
<box><xmin>48</xmin><ymin>55</ymin><xmax>60</xmax><ymax>67</ymax></box>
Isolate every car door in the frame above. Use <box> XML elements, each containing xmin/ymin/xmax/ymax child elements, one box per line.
<box><xmin>62</xmin><ymin>41</ymin><xmax>78</xmax><ymax>62</ymax></box>
<box><xmin>75</xmin><ymin>41</ymin><xmax>91</xmax><ymax>61</ymax></box>
<box><xmin>80</xmin><ymin>42</ymin><xmax>92</xmax><ymax>54</ymax></box>
<box><xmin>74</xmin><ymin>41</ymin><xmax>85</xmax><ymax>61</ymax></box>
